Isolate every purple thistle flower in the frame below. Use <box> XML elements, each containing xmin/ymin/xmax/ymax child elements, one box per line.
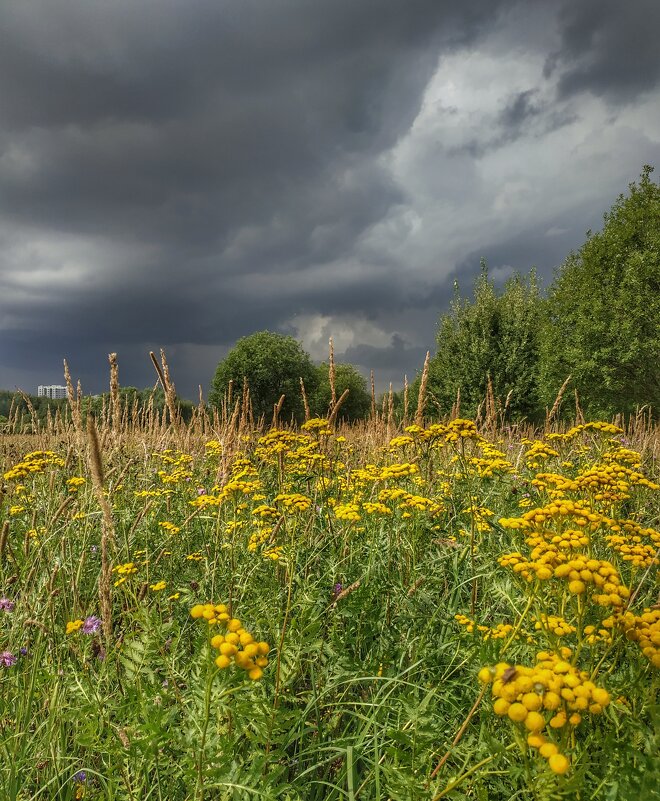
<box><xmin>81</xmin><ymin>615</ymin><xmax>102</xmax><ymax>635</ymax></box>
<box><xmin>0</xmin><ymin>598</ymin><xmax>15</xmax><ymax>612</ymax></box>
<box><xmin>0</xmin><ymin>651</ymin><xmax>17</xmax><ymax>667</ymax></box>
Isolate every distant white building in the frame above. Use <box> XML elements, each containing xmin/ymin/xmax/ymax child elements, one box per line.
<box><xmin>37</xmin><ymin>385</ymin><xmax>68</xmax><ymax>400</ymax></box>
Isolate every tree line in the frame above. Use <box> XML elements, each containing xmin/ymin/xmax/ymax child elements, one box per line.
<box><xmin>0</xmin><ymin>386</ymin><xmax>197</xmax><ymax>430</ymax></box>
<box><xmin>210</xmin><ymin>167</ymin><xmax>659</xmax><ymax>423</ymax></box>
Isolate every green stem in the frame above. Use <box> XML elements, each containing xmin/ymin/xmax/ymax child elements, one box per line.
<box><xmin>432</xmin><ymin>743</ymin><xmax>517</xmax><ymax>799</ymax></box>
<box><xmin>501</xmin><ymin>589</ymin><xmax>537</xmax><ymax>658</ymax></box>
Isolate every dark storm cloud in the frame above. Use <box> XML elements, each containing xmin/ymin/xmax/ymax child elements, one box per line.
<box><xmin>1</xmin><ymin>0</ymin><xmax>511</xmax><ymax>395</ymax></box>
<box><xmin>1</xmin><ymin>0</ymin><xmax>659</xmax><ymax>398</ymax></box>
<box><xmin>551</xmin><ymin>0</ymin><xmax>660</xmax><ymax>102</ymax></box>
<box><xmin>499</xmin><ymin>90</ymin><xmax>542</xmax><ymax>129</ymax></box>
<box><xmin>343</xmin><ymin>335</ymin><xmax>426</xmax><ymax>375</ymax></box>
<box><xmin>0</xmin><ymin>0</ymin><xmax>496</xmax><ymax>242</ymax></box>
<box><xmin>449</xmin><ymin>94</ymin><xmax>577</xmax><ymax>159</ymax></box>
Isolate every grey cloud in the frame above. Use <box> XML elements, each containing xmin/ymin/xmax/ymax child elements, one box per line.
<box><xmin>499</xmin><ymin>90</ymin><xmax>542</xmax><ymax>128</ymax></box>
<box><xmin>552</xmin><ymin>0</ymin><xmax>660</xmax><ymax>103</ymax></box>
<box><xmin>0</xmin><ymin>0</ymin><xmax>659</xmax><ymax>398</ymax></box>
<box><xmin>342</xmin><ymin>335</ymin><xmax>427</xmax><ymax>383</ymax></box>
<box><xmin>449</xmin><ymin>95</ymin><xmax>577</xmax><ymax>160</ymax></box>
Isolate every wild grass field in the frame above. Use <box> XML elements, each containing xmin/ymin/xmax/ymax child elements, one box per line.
<box><xmin>0</xmin><ymin>380</ymin><xmax>658</xmax><ymax>801</ymax></box>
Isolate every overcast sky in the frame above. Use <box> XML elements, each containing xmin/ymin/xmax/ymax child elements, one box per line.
<box><xmin>1</xmin><ymin>0</ymin><xmax>659</xmax><ymax>399</ymax></box>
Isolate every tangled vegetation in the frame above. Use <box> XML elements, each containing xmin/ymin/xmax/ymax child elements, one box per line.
<box><xmin>0</xmin><ymin>390</ymin><xmax>658</xmax><ymax>801</ymax></box>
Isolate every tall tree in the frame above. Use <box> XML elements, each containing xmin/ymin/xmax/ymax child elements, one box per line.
<box><xmin>424</xmin><ymin>266</ymin><xmax>543</xmax><ymax>419</ymax></box>
<box><xmin>540</xmin><ymin>166</ymin><xmax>660</xmax><ymax>418</ymax></box>
<box><xmin>209</xmin><ymin>331</ymin><xmax>318</xmax><ymax>423</ymax></box>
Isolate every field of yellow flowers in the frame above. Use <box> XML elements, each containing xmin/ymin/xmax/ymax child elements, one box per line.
<box><xmin>0</xmin><ymin>416</ymin><xmax>658</xmax><ymax>800</ymax></box>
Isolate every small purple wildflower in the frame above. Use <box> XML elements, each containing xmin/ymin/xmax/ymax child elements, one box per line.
<box><xmin>332</xmin><ymin>583</ymin><xmax>343</xmax><ymax>599</ymax></box>
<box><xmin>197</xmin><ymin>487</ymin><xmax>206</xmax><ymax>495</ymax></box>
<box><xmin>0</xmin><ymin>651</ymin><xmax>17</xmax><ymax>667</ymax></box>
<box><xmin>0</xmin><ymin>598</ymin><xmax>15</xmax><ymax>612</ymax></box>
<box><xmin>73</xmin><ymin>771</ymin><xmax>87</xmax><ymax>783</ymax></box>
<box><xmin>81</xmin><ymin>615</ymin><xmax>102</xmax><ymax>635</ymax></box>
<box><xmin>19</xmin><ymin>647</ymin><xmax>28</xmax><ymax>656</ymax></box>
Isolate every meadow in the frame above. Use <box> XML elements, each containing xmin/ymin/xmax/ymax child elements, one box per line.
<box><xmin>0</xmin><ymin>382</ymin><xmax>658</xmax><ymax>800</ymax></box>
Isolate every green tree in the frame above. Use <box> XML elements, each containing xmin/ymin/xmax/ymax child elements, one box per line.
<box><xmin>540</xmin><ymin>166</ymin><xmax>660</xmax><ymax>418</ymax></box>
<box><xmin>311</xmin><ymin>362</ymin><xmax>371</xmax><ymax>421</ymax></box>
<box><xmin>423</xmin><ymin>265</ymin><xmax>543</xmax><ymax>419</ymax></box>
<box><xmin>209</xmin><ymin>331</ymin><xmax>318</xmax><ymax>423</ymax></box>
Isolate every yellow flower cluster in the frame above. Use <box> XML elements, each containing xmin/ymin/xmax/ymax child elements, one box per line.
<box><xmin>247</xmin><ymin>527</ymin><xmax>271</xmax><ymax>551</ymax></box>
<box><xmin>445</xmin><ymin>419</ymin><xmax>481</xmax><ymax>442</ymax></box>
<box><xmin>112</xmin><ymin>562</ymin><xmax>138</xmax><ymax>587</ymax></box>
<box><xmin>610</xmin><ymin>608</ymin><xmax>660</xmax><ymax>668</ymax></box>
<box><xmin>523</xmin><ymin>440</ymin><xmax>560</xmax><ymax>469</ymax></box>
<box><xmin>3</xmin><ymin>450</ymin><xmax>65</xmax><ymax>481</ymax></box>
<box><xmin>66</xmin><ymin>619</ymin><xmax>84</xmax><ymax>635</ymax></box>
<box><xmin>403</xmin><ymin>419</ymin><xmax>481</xmax><ymax>445</ymax></box>
<box><xmin>301</xmin><ymin>417</ymin><xmax>331</xmax><ymax>433</ymax></box>
<box><xmin>189</xmin><ymin>479</ymin><xmax>263</xmax><ymax>508</ymax></box>
<box><xmin>388</xmin><ymin>435</ymin><xmax>414</xmax><ymax>450</ymax></box>
<box><xmin>134</xmin><ymin>489</ymin><xmax>173</xmax><ymax>498</ymax></box>
<box><xmin>501</xmin><ymin>542</ymin><xmax>630</xmax><ymax>607</ymax></box>
<box><xmin>605</xmin><ymin>519</ymin><xmax>660</xmax><ymax>568</ymax></box>
<box><xmin>378</xmin><ymin>488</ymin><xmax>444</xmax><ymax>516</ymax></box>
<box><xmin>533</xmin><ymin>614</ymin><xmax>575</xmax><ymax>638</ymax></box>
<box><xmin>153</xmin><ymin>450</ymin><xmax>194</xmax><ymax>484</ymax></box>
<box><xmin>350</xmin><ymin>465</ymin><xmax>382</xmax><ymax>484</ymax></box>
<box><xmin>546</xmin><ymin>422</ymin><xmax>623</xmax><ymax>442</ymax></box>
<box><xmin>479</xmin><ymin>650</ymin><xmax>611</xmax><ymax>774</ymax></box>
<box><xmin>190</xmin><ymin>603</ymin><xmax>270</xmax><ymax>680</ymax></box>
<box><xmin>469</xmin><ymin>454</ymin><xmax>514</xmax><ymax>477</ymax></box>
<box><xmin>67</xmin><ymin>476</ymin><xmax>86</xmax><ymax>491</ymax></box>
<box><xmin>252</xmin><ymin>504</ymin><xmax>279</xmax><ymax>520</ymax></box>
<box><xmin>204</xmin><ymin>439</ymin><xmax>223</xmax><ymax>457</ymax></box>
<box><xmin>158</xmin><ymin>521</ymin><xmax>180</xmax><ymax>535</ymax></box>
<box><xmin>500</xmin><ymin>499</ymin><xmax>601</xmax><ymax>530</ymax></box>
<box><xmin>274</xmin><ymin>493</ymin><xmax>312</xmax><ymax>513</ymax></box>
<box><xmin>247</xmin><ymin>526</ymin><xmax>281</xmax><ymax>559</ymax></box>
<box><xmin>335</xmin><ymin>503</ymin><xmax>361</xmax><ymax>521</ymax></box>
<box><xmin>378</xmin><ymin>463</ymin><xmax>419</xmax><ymax>480</ymax></box>
<box><xmin>464</xmin><ymin>505</ymin><xmax>495</xmax><ymax>531</ymax></box>
<box><xmin>455</xmin><ymin>614</ymin><xmax>526</xmax><ymax>641</ymax></box>
<box><xmin>602</xmin><ymin>446</ymin><xmax>641</xmax><ymax>467</ymax></box>
<box><xmin>362</xmin><ymin>502</ymin><xmax>392</xmax><ymax>516</ymax></box>
<box><xmin>157</xmin><ymin>467</ymin><xmax>193</xmax><ymax>484</ymax></box>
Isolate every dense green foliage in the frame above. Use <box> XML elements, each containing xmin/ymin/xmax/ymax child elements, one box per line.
<box><xmin>540</xmin><ymin>166</ymin><xmax>660</xmax><ymax>417</ymax></box>
<box><xmin>0</xmin><ymin>419</ymin><xmax>658</xmax><ymax>800</ymax></box>
<box><xmin>423</xmin><ymin>267</ymin><xmax>543</xmax><ymax>419</ymax></box>
<box><xmin>0</xmin><ymin>390</ymin><xmax>68</xmax><ymax>428</ymax></box>
<box><xmin>416</xmin><ymin>166</ymin><xmax>660</xmax><ymax>421</ymax></box>
<box><xmin>311</xmin><ymin>362</ymin><xmax>371</xmax><ymax>421</ymax></box>
<box><xmin>209</xmin><ymin>331</ymin><xmax>318</xmax><ymax>423</ymax></box>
